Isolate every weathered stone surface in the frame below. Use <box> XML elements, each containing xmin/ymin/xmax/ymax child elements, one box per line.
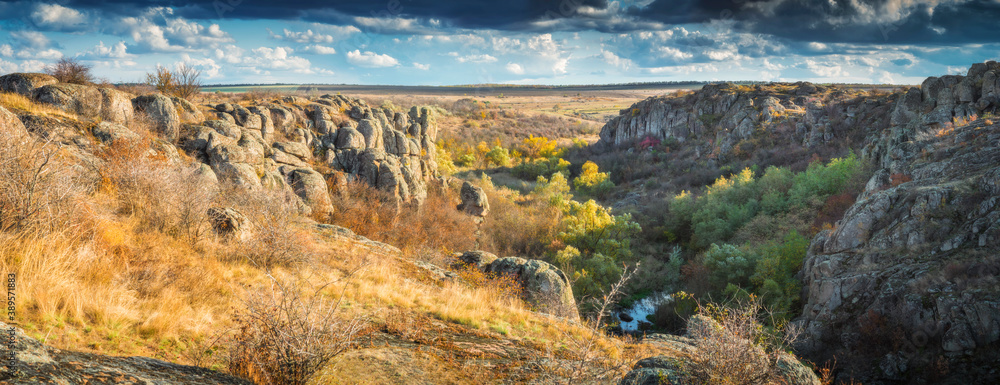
<box><xmin>207</xmin><ymin>207</ymin><xmax>249</xmax><ymax>239</ymax></box>
<box><xmin>273</xmin><ymin>141</ymin><xmax>311</xmax><ymax>161</ymax></box>
<box><xmin>99</xmin><ymin>87</ymin><xmax>135</xmax><ymax>124</ymax></box>
<box><xmin>33</xmin><ymin>83</ymin><xmax>103</xmax><ymax>117</ymax></box>
<box><xmin>356</xmin><ymin>119</ymin><xmax>383</xmax><ymax>150</ymax></box>
<box><xmin>335</xmin><ymin>126</ymin><xmax>366</xmax><ymax>149</ymax></box>
<box><xmin>485</xmin><ymin>256</ymin><xmax>580</xmax><ymax>321</ymax></box>
<box><xmin>793</xmin><ymin>62</ymin><xmax>1000</xmax><ymax>384</ymax></box>
<box><xmin>0</xmin><ymin>105</ymin><xmax>28</xmax><ymax>141</ymax></box>
<box><xmin>287</xmin><ymin>168</ymin><xmax>333</xmax><ymax>216</ymax></box>
<box><xmin>457</xmin><ymin>181</ymin><xmax>489</xmax><ymax>217</ymax></box>
<box><xmin>206</xmin><ymin>132</ymin><xmax>247</xmax><ymax>165</ymax></box>
<box><xmin>133</xmin><ymin>94</ymin><xmax>181</xmax><ymax>142</ymax></box>
<box><xmin>0</xmin><ymin>73</ymin><xmax>57</xmax><ymax>96</ymax></box>
<box><xmin>172</xmin><ymin>96</ymin><xmax>204</xmax><ymax>123</ymax></box>
<box><xmin>0</xmin><ymin>321</ymin><xmax>250</xmax><ymax>384</ymax></box>
<box><xmin>92</xmin><ymin>121</ymin><xmax>139</xmax><ymax>144</ymax></box>
<box><xmin>212</xmin><ymin>161</ymin><xmax>261</xmax><ymax>190</ymax></box>
<box><xmin>203</xmin><ymin>119</ymin><xmax>241</xmax><ymax>139</ymax></box>
<box><xmin>452</xmin><ymin>250</ymin><xmax>498</xmax><ymax>270</ymax></box>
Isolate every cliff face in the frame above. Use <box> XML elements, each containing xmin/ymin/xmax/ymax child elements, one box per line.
<box><xmin>598</xmin><ymin>82</ymin><xmax>893</xmax><ymax>160</ymax></box>
<box><xmin>795</xmin><ymin>62</ymin><xmax>1000</xmax><ymax>383</ymax></box>
<box><xmin>598</xmin><ymin>62</ymin><xmax>1000</xmax><ymax>383</ymax></box>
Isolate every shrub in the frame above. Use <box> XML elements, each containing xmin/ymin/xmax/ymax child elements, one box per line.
<box><xmin>686</xmin><ymin>296</ymin><xmax>802</xmax><ymax>385</ymax></box>
<box><xmin>751</xmin><ymin>231</ymin><xmax>809</xmax><ymax>319</ymax></box>
<box><xmin>572</xmin><ymin>161</ymin><xmax>614</xmax><ymax>197</ymax></box>
<box><xmin>0</xmin><ymin>134</ymin><xmax>81</xmax><ymax>233</ymax></box>
<box><xmin>511</xmin><ymin>157</ymin><xmax>570</xmax><ymax>180</ymax></box>
<box><xmin>328</xmin><ymin>179</ymin><xmax>478</xmax><ymax>255</ymax></box>
<box><xmin>519</xmin><ymin>135</ymin><xmax>564</xmax><ymax>159</ymax></box>
<box><xmin>45</xmin><ymin>58</ymin><xmax>94</xmax><ymax>84</ymax></box>
<box><xmin>485</xmin><ymin>145</ymin><xmax>511</xmax><ymax>167</ymax></box>
<box><xmin>228</xmin><ymin>277</ymin><xmax>368</xmax><ymax>385</ymax></box>
<box><xmin>146</xmin><ymin>64</ymin><xmax>202</xmax><ymax>100</ymax></box>
<box><xmin>557</xmin><ymin>199</ymin><xmax>640</xmax><ymax>298</ymax></box>
<box><xmin>702</xmin><ymin>243</ymin><xmax>759</xmax><ymax>291</ymax></box>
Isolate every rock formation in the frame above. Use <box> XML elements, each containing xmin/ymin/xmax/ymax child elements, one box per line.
<box><xmin>0</xmin><ymin>321</ymin><xmax>250</xmax><ymax>384</ymax></box>
<box><xmin>0</xmin><ymin>72</ymin><xmax>57</xmax><ymax>96</ymax></box>
<box><xmin>600</xmin><ymin>62</ymin><xmax>1000</xmax><ymax>383</ymax></box>
<box><xmin>793</xmin><ymin>62</ymin><xmax>1000</xmax><ymax>383</ymax></box>
<box><xmin>454</xmin><ymin>251</ymin><xmax>580</xmax><ymax>322</ymax></box>
<box><xmin>620</xmin><ymin>315</ymin><xmax>821</xmax><ymax>385</ymax></box>
<box><xmin>598</xmin><ymin>82</ymin><xmax>893</xmax><ymax>161</ymax></box>
<box><xmin>457</xmin><ymin>181</ymin><xmax>489</xmax><ymax>218</ymax></box>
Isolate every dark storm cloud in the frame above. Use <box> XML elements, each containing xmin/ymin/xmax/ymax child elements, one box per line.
<box><xmin>631</xmin><ymin>0</ymin><xmax>1000</xmax><ymax>44</ymax></box>
<box><xmin>6</xmin><ymin>0</ymin><xmax>609</xmax><ymax>29</ymax></box>
<box><xmin>5</xmin><ymin>0</ymin><xmax>999</xmax><ymax>45</ymax></box>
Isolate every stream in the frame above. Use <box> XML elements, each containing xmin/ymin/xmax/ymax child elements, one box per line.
<box><xmin>617</xmin><ymin>292</ymin><xmax>672</xmax><ymax>332</ymax></box>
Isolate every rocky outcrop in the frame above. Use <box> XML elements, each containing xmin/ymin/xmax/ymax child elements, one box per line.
<box><xmin>457</xmin><ymin>181</ymin><xmax>489</xmax><ymax>218</ymax></box>
<box><xmin>0</xmin><ymin>72</ymin><xmax>57</xmax><ymax>96</ymax></box>
<box><xmin>287</xmin><ymin>168</ymin><xmax>334</xmax><ymax>216</ymax></box>
<box><xmin>207</xmin><ymin>207</ymin><xmax>249</xmax><ymax>239</ymax></box>
<box><xmin>621</xmin><ymin>315</ymin><xmax>821</xmax><ymax>385</ymax></box>
<box><xmin>92</xmin><ymin>121</ymin><xmax>139</xmax><ymax>144</ymax></box>
<box><xmin>598</xmin><ymin>82</ymin><xmax>893</xmax><ymax>160</ymax></box>
<box><xmin>455</xmin><ymin>252</ymin><xmax>580</xmax><ymax>321</ymax></box>
<box><xmin>33</xmin><ymin>83</ymin><xmax>103</xmax><ymax>117</ymax></box>
<box><xmin>172</xmin><ymin>96</ymin><xmax>204</xmax><ymax>123</ymax></box>
<box><xmin>794</xmin><ymin>62</ymin><xmax>1000</xmax><ymax>383</ymax></box>
<box><xmin>99</xmin><ymin>87</ymin><xmax>135</xmax><ymax>124</ymax></box>
<box><xmin>0</xmin><ymin>321</ymin><xmax>250</xmax><ymax>384</ymax></box>
<box><xmin>0</xmin><ymin>106</ymin><xmax>31</xmax><ymax>146</ymax></box>
<box><xmin>175</xmin><ymin>95</ymin><xmax>440</xmax><ymax>212</ymax></box>
<box><xmin>133</xmin><ymin>94</ymin><xmax>181</xmax><ymax>142</ymax></box>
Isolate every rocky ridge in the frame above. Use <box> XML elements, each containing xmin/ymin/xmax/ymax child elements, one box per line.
<box><xmin>794</xmin><ymin>62</ymin><xmax>1000</xmax><ymax>383</ymax></box>
<box><xmin>599</xmin><ymin>63</ymin><xmax>1000</xmax><ymax>383</ymax></box>
<box><xmin>598</xmin><ymin>81</ymin><xmax>894</xmax><ymax>160</ymax></box>
<box><xmin>0</xmin><ymin>73</ymin><xmax>442</xmax><ymax>214</ymax></box>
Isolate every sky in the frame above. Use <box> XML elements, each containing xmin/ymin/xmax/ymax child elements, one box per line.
<box><xmin>0</xmin><ymin>0</ymin><xmax>998</xmax><ymax>85</ymax></box>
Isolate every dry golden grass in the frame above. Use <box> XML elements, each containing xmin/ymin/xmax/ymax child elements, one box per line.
<box><xmin>0</xmin><ymin>92</ymin><xmax>78</xmax><ymax>120</ymax></box>
<box><xmin>0</xmin><ymin>91</ymin><xmax>682</xmax><ymax>383</ymax></box>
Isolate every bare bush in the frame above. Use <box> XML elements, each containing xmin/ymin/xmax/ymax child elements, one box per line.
<box><xmin>0</xmin><ymin>135</ymin><xmax>81</xmax><ymax>233</ymax></box>
<box><xmin>92</xmin><ymin>125</ymin><xmax>216</xmax><ymax>240</ymax></box>
<box><xmin>228</xmin><ymin>275</ymin><xmax>368</xmax><ymax>385</ymax></box>
<box><xmin>686</xmin><ymin>295</ymin><xmax>803</xmax><ymax>385</ymax></box>
<box><xmin>174</xmin><ymin>63</ymin><xmax>202</xmax><ymax>100</ymax></box>
<box><xmin>220</xmin><ymin>185</ymin><xmax>311</xmax><ymax>269</ymax></box>
<box><xmin>146</xmin><ymin>64</ymin><xmax>202</xmax><ymax>100</ymax></box>
<box><xmin>532</xmin><ymin>263</ymin><xmax>641</xmax><ymax>384</ymax></box>
<box><xmin>563</xmin><ymin>263</ymin><xmax>640</xmax><ymax>383</ymax></box>
<box><xmin>45</xmin><ymin>58</ymin><xmax>94</xmax><ymax>84</ymax></box>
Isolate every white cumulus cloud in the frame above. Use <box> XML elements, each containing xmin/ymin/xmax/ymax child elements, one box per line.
<box><xmin>506</xmin><ymin>62</ymin><xmax>525</xmax><ymax>74</ymax></box>
<box><xmin>457</xmin><ymin>53</ymin><xmax>497</xmax><ymax>63</ymax></box>
<box><xmin>31</xmin><ymin>4</ymin><xmax>88</xmax><ymax>32</ymax></box>
<box><xmin>346</xmin><ymin>50</ymin><xmax>400</xmax><ymax>68</ymax></box>
<box><xmin>301</xmin><ymin>45</ymin><xmax>337</xmax><ymax>55</ymax></box>
<box><xmin>79</xmin><ymin>41</ymin><xmax>130</xmax><ymax>59</ymax></box>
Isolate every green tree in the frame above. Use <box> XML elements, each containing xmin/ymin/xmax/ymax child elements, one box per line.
<box><xmin>573</xmin><ymin>161</ymin><xmax>614</xmax><ymax>197</ymax></box>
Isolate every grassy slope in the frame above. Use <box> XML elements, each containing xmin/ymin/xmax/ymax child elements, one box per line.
<box><xmin>0</xmin><ymin>92</ymin><xmax>668</xmax><ymax>384</ymax></box>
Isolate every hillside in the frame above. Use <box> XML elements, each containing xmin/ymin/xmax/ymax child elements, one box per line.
<box><xmin>2</xmin><ymin>62</ymin><xmax>997</xmax><ymax>385</ymax></box>
<box><xmin>0</xmin><ymin>71</ymin><xmax>829</xmax><ymax>385</ymax></box>
<box><xmin>591</xmin><ymin>62</ymin><xmax>1000</xmax><ymax>384</ymax></box>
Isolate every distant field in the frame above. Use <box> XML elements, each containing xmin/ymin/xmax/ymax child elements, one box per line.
<box><xmin>201</xmin><ymin>85</ymin><xmax>302</xmax><ymax>93</ymax></box>
<box><xmin>201</xmin><ymin>83</ymin><xmax>705</xmax><ymax>97</ymax></box>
